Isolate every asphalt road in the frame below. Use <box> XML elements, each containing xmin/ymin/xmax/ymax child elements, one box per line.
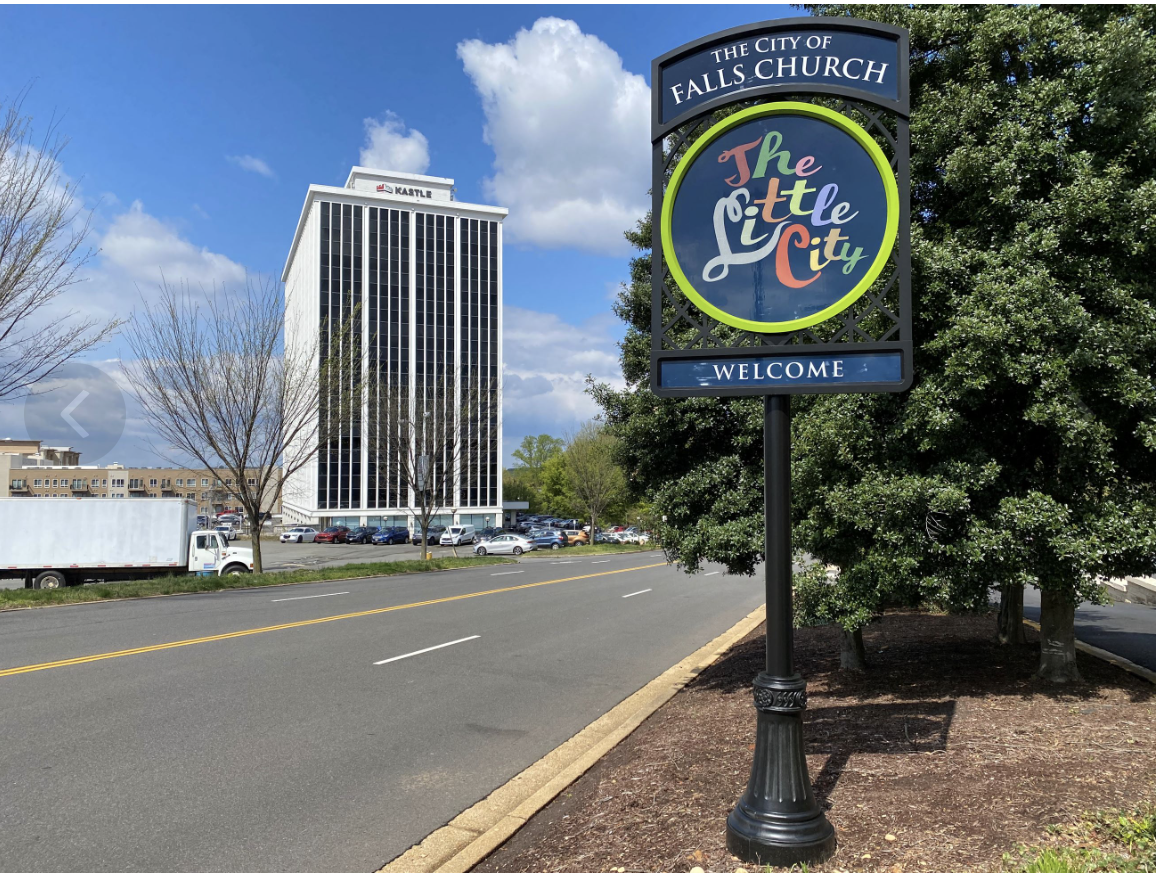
<box><xmin>1022</xmin><ymin>586</ymin><xmax>1155</xmax><ymax>672</ymax></box>
<box><xmin>0</xmin><ymin>551</ymin><xmax>762</xmax><ymax>871</ymax></box>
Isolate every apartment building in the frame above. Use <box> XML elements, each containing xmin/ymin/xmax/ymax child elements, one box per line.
<box><xmin>0</xmin><ymin>440</ymin><xmax>281</xmax><ymax>516</ymax></box>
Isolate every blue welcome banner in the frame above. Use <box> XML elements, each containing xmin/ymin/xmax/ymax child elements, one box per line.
<box><xmin>658</xmin><ymin>350</ymin><xmax>902</xmax><ymax>390</ymax></box>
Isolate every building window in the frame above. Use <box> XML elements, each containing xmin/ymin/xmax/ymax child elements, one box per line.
<box><xmin>225</xmin><ymin>478</ymin><xmax>232</xmax><ymax>487</ymax></box>
<box><xmin>51</xmin><ymin>479</ymin><xmax>58</xmax><ymax>487</ymax></box>
<box><xmin>177</xmin><ymin>478</ymin><xmax>184</xmax><ymax>486</ymax></box>
<box><xmin>149</xmin><ymin>478</ymin><xmax>157</xmax><ymax>487</ymax></box>
<box><xmin>201</xmin><ymin>478</ymin><xmax>209</xmax><ymax>487</ymax></box>
<box><xmin>112</xmin><ymin>478</ymin><xmax>125</xmax><ymax>488</ymax></box>
<box><xmin>247</xmin><ymin>477</ymin><xmax>256</xmax><ymax>487</ymax></box>
<box><xmin>33</xmin><ymin>479</ymin><xmax>41</xmax><ymax>487</ymax></box>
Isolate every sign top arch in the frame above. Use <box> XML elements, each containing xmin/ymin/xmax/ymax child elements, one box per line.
<box><xmin>652</xmin><ymin>17</ymin><xmax>909</xmax><ymax>141</ymax></box>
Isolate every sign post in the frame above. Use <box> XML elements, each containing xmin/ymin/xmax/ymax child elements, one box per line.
<box><xmin>651</xmin><ymin>17</ymin><xmax>911</xmax><ymax>867</ymax></box>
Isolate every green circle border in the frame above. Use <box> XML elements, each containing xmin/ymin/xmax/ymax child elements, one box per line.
<box><xmin>660</xmin><ymin>102</ymin><xmax>900</xmax><ymax>334</ymax></box>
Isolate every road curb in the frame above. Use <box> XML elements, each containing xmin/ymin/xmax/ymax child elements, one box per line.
<box><xmin>1022</xmin><ymin>618</ymin><xmax>1155</xmax><ymax>684</ymax></box>
<box><xmin>377</xmin><ymin>603</ymin><xmax>767</xmax><ymax>874</ymax></box>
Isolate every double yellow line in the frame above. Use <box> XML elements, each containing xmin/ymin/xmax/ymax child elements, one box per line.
<box><xmin>0</xmin><ymin>562</ymin><xmax>667</xmax><ymax>679</ymax></box>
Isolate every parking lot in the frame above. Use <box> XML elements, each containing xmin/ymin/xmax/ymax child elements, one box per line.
<box><xmin>260</xmin><ymin>537</ymin><xmax>480</xmax><ymax>570</ymax></box>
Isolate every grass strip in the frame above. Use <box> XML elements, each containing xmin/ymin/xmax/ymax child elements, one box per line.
<box><xmin>1004</xmin><ymin>803</ymin><xmax>1156</xmax><ymax>873</ymax></box>
<box><xmin>0</xmin><ymin>557</ymin><xmax>513</xmax><ymax>610</ymax></box>
<box><xmin>548</xmin><ymin>543</ymin><xmax>659</xmax><ymax>556</ymax></box>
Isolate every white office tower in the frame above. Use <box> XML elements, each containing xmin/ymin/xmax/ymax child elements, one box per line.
<box><xmin>281</xmin><ymin>168</ymin><xmax>506</xmax><ymax>529</ymax></box>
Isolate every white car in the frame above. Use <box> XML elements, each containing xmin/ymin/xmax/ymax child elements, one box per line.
<box><xmin>280</xmin><ymin>526</ymin><xmax>318</xmax><ymax>544</ymax></box>
<box><xmin>214</xmin><ymin>523</ymin><xmax>238</xmax><ymax>542</ymax></box>
<box><xmin>474</xmin><ymin>534</ymin><xmax>536</xmax><ymax>556</ymax></box>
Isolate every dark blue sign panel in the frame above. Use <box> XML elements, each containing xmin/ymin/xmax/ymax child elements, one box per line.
<box><xmin>661</xmin><ymin>103</ymin><xmax>898</xmax><ymax>334</ymax></box>
<box><xmin>658</xmin><ymin>350</ymin><xmax>902</xmax><ymax>391</ymax></box>
<box><xmin>659</xmin><ymin>27</ymin><xmax>899</xmax><ymax>125</ymax></box>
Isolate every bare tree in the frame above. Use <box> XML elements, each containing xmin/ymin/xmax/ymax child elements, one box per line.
<box><xmin>0</xmin><ymin>94</ymin><xmax>120</xmax><ymax>398</ymax></box>
<box><xmin>565</xmin><ymin>422</ymin><xmax>626</xmax><ymax>541</ymax></box>
<box><xmin>367</xmin><ymin>370</ymin><xmax>500</xmax><ymax>559</ymax></box>
<box><xmin>121</xmin><ymin>277</ymin><xmax>359</xmax><ymax>572</ymax></box>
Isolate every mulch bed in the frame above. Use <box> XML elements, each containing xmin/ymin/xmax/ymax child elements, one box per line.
<box><xmin>477</xmin><ymin>611</ymin><xmax>1155</xmax><ymax>873</ymax></box>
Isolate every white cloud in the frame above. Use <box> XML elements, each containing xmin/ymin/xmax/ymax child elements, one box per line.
<box><xmin>99</xmin><ymin>201</ymin><xmax>247</xmax><ymax>288</ymax></box>
<box><xmin>457</xmin><ymin>18</ymin><xmax>650</xmax><ymax>256</ymax></box>
<box><xmin>226</xmin><ymin>154</ymin><xmax>276</xmax><ymax>178</ymax></box>
<box><xmin>502</xmin><ymin>304</ymin><xmax>625</xmax><ymax>463</ymax></box>
<box><xmin>360</xmin><ymin>112</ymin><xmax>431</xmax><ymax>174</ymax></box>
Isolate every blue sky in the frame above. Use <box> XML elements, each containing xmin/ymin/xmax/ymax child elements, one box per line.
<box><xmin>0</xmin><ymin>3</ymin><xmax>795</xmax><ymax>465</ymax></box>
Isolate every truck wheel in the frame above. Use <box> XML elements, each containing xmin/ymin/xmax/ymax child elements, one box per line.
<box><xmin>222</xmin><ymin>564</ymin><xmax>250</xmax><ymax>577</ymax></box>
<box><xmin>33</xmin><ymin>570</ymin><xmax>67</xmax><ymax>590</ymax></box>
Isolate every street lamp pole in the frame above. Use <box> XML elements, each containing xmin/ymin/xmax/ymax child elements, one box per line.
<box><xmin>726</xmin><ymin>394</ymin><xmax>835</xmax><ymax>866</ymax></box>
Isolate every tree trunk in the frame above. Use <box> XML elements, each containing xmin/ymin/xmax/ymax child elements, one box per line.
<box><xmin>251</xmin><ymin>530</ymin><xmax>263</xmax><ymax>574</ymax></box>
<box><xmin>839</xmin><ymin>626</ymin><xmax>867</xmax><ymax>671</ymax></box>
<box><xmin>996</xmin><ymin>582</ymin><xmax>1026</xmax><ymax>645</ymax></box>
<box><xmin>1037</xmin><ymin>589</ymin><xmax>1082</xmax><ymax>684</ymax></box>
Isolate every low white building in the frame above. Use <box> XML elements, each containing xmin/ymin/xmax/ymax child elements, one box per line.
<box><xmin>280</xmin><ymin>167</ymin><xmax>506</xmax><ymax>530</ymax></box>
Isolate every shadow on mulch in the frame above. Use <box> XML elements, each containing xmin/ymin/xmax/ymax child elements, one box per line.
<box><xmin>477</xmin><ymin>611</ymin><xmax>1155</xmax><ymax>874</ymax></box>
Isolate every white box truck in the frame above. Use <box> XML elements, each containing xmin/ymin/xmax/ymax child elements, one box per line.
<box><xmin>0</xmin><ymin>498</ymin><xmax>254</xmax><ymax>589</ymax></box>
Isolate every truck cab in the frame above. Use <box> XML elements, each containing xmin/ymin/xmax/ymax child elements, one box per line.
<box><xmin>190</xmin><ymin>531</ymin><xmax>253</xmax><ymax>577</ymax></box>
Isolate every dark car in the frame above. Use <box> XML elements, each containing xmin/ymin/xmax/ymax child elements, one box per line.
<box><xmin>346</xmin><ymin>526</ymin><xmax>379</xmax><ymax>544</ymax></box>
<box><xmin>314</xmin><ymin>526</ymin><xmax>350</xmax><ymax>544</ymax></box>
<box><xmin>478</xmin><ymin>527</ymin><xmax>504</xmax><ymax>540</ymax></box>
<box><xmin>371</xmin><ymin>526</ymin><xmax>410</xmax><ymax>545</ymax></box>
<box><xmin>532</xmin><ymin>529</ymin><xmax>567</xmax><ymax>551</ymax></box>
<box><xmin>411</xmin><ymin>526</ymin><xmax>446</xmax><ymax>545</ymax></box>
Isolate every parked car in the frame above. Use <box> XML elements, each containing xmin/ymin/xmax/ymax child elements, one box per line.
<box><xmin>474</xmin><ymin>533</ymin><xmax>535</xmax><ymax>556</ymax></box>
<box><xmin>562</xmin><ymin>529</ymin><xmax>589</xmax><ymax>546</ymax></box>
<box><xmin>411</xmin><ymin>526</ymin><xmax>446</xmax><ymax>546</ymax></box>
<box><xmin>314</xmin><ymin>526</ymin><xmax>351</xmax><ymax>544</ymax></box>
<box><xmin>477</xmin><ymin>526</ymin><xmax>504</xmax><ymax>540</ymax></box>
<box><xmin>532</xmin><ymin>529</ymin><xmax>567</xmax><ymax>551</ymax></box>
<box><xmin>371</xmin><ymin>526</ymin><xmax>410</xmax><ymax>545</ymax></box>
<box><xmin>280</xmin><ymin>526</ymin><xmax>318</xmax><ymax>544</ymax></box>
<box><xmin>213</xmin><ymin>523</ymin><xmax>238</xmax><ymax>542</ymax></box>
<box><xmin>346</xmin><ymin>526</ymin><xmax>380</xmax><ymax>544</ymax></box>
<box><xmin>440</xmin><ymin>524</ymin><xmax>478</xmax><ymax>547</ymax></box>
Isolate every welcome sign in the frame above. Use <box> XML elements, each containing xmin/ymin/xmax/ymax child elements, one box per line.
<box><xmin>650</xmin><ymin>17</ymin><xmax>911</xmax><ymax>398</ymax></box>
<box><xmin>662</xmin><ymin>103</ymin><xmax>898</xmax><ymax>334</ymax></box>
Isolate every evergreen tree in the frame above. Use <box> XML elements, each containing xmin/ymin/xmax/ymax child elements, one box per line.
<box><xmin>593</xmin><ymin>4</ymin><xmax>1155</xmax><ymax>682</ymax></box>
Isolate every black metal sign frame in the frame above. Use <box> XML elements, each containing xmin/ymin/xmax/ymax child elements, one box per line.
<box><xmin>650</xmin><ymin>16</ymin><xmax>912</xmax><ymax>399</ymax></box>
<box><xmin>649</xmin><ymin>16</ymin><xmax>912</xmax><ymax>868</ymax></box>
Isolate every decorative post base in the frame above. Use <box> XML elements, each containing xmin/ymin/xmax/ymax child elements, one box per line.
<box><xmin>726</xmin><ymin>673</ymin><xmax>836</xmax><ymax>867</ymax></box>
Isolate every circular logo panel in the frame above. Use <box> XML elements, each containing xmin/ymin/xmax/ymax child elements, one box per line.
<box><xmin>661</xmin><ymin>102</ymin><xmax>898</xmax><ymax>333</ymax></box>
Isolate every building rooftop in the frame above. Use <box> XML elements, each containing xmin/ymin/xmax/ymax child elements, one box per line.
<box><xmin>282</xmin><ymin>166</ymin><xmax>507</xmax><ymax>282</ymax></box>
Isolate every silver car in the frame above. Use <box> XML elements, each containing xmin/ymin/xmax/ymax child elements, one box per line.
<box><xmin>280</xmin><ymin>526</ymin><xmax>318</xmax><ymax>544</ymax></box>
<box><xmin>474</xmin><ymin>534</ymin><xmax>536</xmax><ymax>556</ymax></box>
